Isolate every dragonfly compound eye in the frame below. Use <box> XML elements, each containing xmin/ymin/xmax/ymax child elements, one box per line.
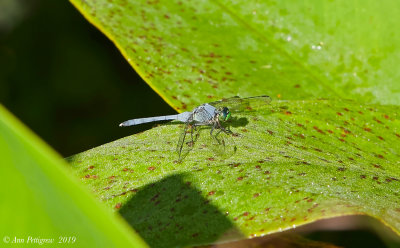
<box><xmin>222</xmin><ymin>107</ymin><xmax>231</xmax><ymax>121</ymax></box>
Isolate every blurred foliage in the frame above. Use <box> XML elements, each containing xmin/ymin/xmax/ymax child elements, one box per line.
<box><xmin>0</xmin><ymin>0</ymin><xmax>31</xmax><ymax>33</ymax></box>
<box><xmin>0</xmin><ymin>105</ymin><xmax>148</xmax><ymax>248</ymax></box>
<box><xmin>0</xmin><ymin>0</ymin><xmax>175</xmax><ymax>157</ymax></box>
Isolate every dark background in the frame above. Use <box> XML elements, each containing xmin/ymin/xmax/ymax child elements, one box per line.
<box><xmin>0</xmin><ymin>0</ymin><xmax>176</xmax><ymax>157</ymax></box>
<box><xmin>0</xmin><ymin>1</ymin><xmax>397</xmax><ymax>247</ymax></box>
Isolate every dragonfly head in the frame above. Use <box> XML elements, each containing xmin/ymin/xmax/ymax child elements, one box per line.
<box><xmin>221</xmin><ymin>107</ymin><xmax>231</xmax><ymax>121</ymax></box>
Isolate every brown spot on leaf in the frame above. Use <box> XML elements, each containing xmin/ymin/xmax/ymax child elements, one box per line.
<box><xmin>313</xmin><ymin>126</ymin><xmax>325</xmax><ymax>134</ymax></box>
<box><xmin>372</xmin><ymin>163</ymin><xmax>382</xmax><ymax>169</ymax></box>
<box><xmin>374</xmin><ymin>118</ymin><xmax>383</xmax><ymax>124</ymax></box>
<box><xmin>284</xmin><ymin>111</ymin><xmax>292</xmax><ymax>116</ymax></box>
<box><xmin>363</xmin><ymin>127</ymin><xmax>372</xmax><ymax>132</ymax></box>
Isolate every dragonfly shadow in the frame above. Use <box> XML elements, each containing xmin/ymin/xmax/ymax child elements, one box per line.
<box><xmin>118</xmin><ymin>174</ymin><xmax>242</xmax><ymax>247</ymax></box>
<box><xmin>224</xmin><ymin>116</ymin><xmax>249</xmax><ymax>128</ymax></box>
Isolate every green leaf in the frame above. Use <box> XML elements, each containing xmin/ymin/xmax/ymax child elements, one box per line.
<box><xmin>69</xmin><ymin>0</ymin><xmax>400</xmax><ymax>111</ymax></box>
<box><xmin>67</xmin><ymin>99</ymin><xmax>400</xmax><ymax>247</ymax></box>
<box><xmin>0</xmin><ymin>105</ymin><xmax>148</xmax><ymax>248</ymax></box>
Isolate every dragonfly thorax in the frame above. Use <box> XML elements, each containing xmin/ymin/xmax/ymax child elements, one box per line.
<box><xmin>192</xmin><ymin>104</ymin><xmax>218</xmax><ymax>123</ymax></box>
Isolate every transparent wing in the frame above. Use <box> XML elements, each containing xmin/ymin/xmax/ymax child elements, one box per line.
<box><xmin>208</xmin><ymin>95</ymin><xmax>272</xmax><ymax>113</ymax></box>
<box><xmin>207</xmin><ymin>129</ymin><xmax>237</xmax><ymax>159</ymax></box>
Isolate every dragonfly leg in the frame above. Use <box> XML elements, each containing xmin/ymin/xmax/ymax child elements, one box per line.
<box><xmin>213</xmin><ymin>129</ymin><xmax>223</xmax><ymax>145</ymax></box>
<box><xmin>190</xmin><ymin>125</ymin><xmax>194</xmax><ymax>143</ymax></box>
<box><xmin>221</xmin><ymin>127</ymin><xmax>232</xmax><ymax>134</ymax></box>
<box><xmin>216</xmin><ymin>119</ymin><xmax>232</xmax><ymax>134</ymax></box>
<box><xmin>210</xmin><ymin>124</ymin><xmax>215</xmax><ymax>135</ymax></box>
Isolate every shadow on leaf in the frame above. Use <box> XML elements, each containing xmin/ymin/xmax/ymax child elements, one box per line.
<box><xmin>118</xmin><ymin>174</ymin><xmax>242</xmax><ymax>247</ymax></box>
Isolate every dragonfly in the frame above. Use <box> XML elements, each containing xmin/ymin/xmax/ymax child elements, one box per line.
<box><xmin>119</xmin><ymin>95</ymin><xmax>272</xmax><ymax>159</ymax></box>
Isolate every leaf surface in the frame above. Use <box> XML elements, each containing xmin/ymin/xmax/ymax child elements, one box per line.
<box><xmin>68</xmin><ymin>99</ymin><xmax>400</xmax><ymax>247</ymax></box>
<box><xmin>70</xmin><ymin>0</ymin><xmax>400</xmax><ymax>110</ymax></box>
